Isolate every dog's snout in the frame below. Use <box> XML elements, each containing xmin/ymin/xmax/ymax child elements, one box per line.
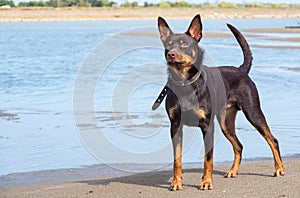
<box><xmin>167</xmin><ymin>51</ymin><xmax>176</xmax><ymax>59</ymax></box>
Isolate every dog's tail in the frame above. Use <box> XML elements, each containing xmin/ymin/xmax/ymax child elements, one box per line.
<box><xmin>227</xmin><ymin>24</ymin><xmax>253</xmax><ymax>74</ymax></box>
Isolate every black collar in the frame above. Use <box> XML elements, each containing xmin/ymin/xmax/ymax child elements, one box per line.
<box><xmin>152</xmin><ymin>70</ymin><xmax>201</xmax><ymax>110</ymax></box>
<box><xmin>168</xmin><ymin>70</ymin><xmax>201</xmax><ymax>87</ymax></box>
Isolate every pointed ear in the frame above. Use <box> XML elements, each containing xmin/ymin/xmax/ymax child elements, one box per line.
<box><xmin>186</xmin><ymin>14</ymin><xmax>202</xmax><ymax>42</ymax></box>
<box><xmin>158</xmin><ymin>16</ymin><xmax>172</xmax><ymax>43</ymax></box>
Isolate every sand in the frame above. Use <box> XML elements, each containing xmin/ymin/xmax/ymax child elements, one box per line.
<box><xmin>1</xmin><ymin>160</ymin><xmax>300</xmax><ymax>198</ymax></box>
<box><xmin>119</xmin><ymin>27</ymin><xmax>300</xmax><ymax>49</ymax></box>
<box><xmin>0</xmin><ymin>7</ymin><xmax>300</xmax><ymax>22</ymax></box>
<box><xmin>0</xmin><ymin>111</ymin><xmax>19</xmax><ymax>122</ymax></box>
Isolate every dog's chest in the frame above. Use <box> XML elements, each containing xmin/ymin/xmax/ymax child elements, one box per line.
<box><xmin>166</xmin><ymin>85</ymin><xmax>210</xmax><ymax>126</ymax></box>
<box><xmin>170</xmin><ymin>86</ymin><xmax>199</xmax><ymax>110</ymax></box>
<box><xmin>168</xmin><ymin>82</ymin><xmax>209</xmax><ymax>110</ymax></box>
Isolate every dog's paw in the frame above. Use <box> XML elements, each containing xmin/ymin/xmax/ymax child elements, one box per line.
<box><xmin>169</xmin><ymin>179</ymin><xmax>182</xmax><ymax>191</ymax></box>
<box><xmin>274</xmin><ymin>167</ymin><xmax>285</xmax><ymax>177</ymax></box>
<box><xmin>224</xmin><ymin>169</ymin><xmax>238</xmax><ymax>178</ymax></box>
<box><xmin>199</xmin><ymin>178</ymin><xmax>213</xmax><ymax>190</ymax></box>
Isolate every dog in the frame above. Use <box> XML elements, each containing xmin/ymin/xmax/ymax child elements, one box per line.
<box><xmin>152</xmin><ymin>14</ymin><xmax>284</xmax><ymax>191</ymax></box>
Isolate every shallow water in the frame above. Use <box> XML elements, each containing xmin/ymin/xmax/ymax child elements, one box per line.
<box><xmin>0</xmin><ymin>18</ymin><xmax>299</xmax><ymax>176</ymax></box>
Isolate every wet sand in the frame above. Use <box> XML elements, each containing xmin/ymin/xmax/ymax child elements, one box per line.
<box><xmin>0</xmin><ymin>7</ymin><xmax>300</xmax><ymax>22</ymax></box>
<box><xmin>122</xmin><ymin>27</ymin><xmax>300</xmax><ymax>49</ymax></box>
<box><xmin>0</xmin><ymin>111</ymin><xmax>19</xmax><ymax>121</ymax></box>
<box><xmin>1</xmin><ymin>160</ymin><xmax>300</xmax><ymax>197</ymax></box>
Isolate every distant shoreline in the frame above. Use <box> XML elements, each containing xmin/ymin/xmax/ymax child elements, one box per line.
<box><xmin>0</xmin><ymin>7</ymin><xmax>300</xmax><ymax>22</ymax></box>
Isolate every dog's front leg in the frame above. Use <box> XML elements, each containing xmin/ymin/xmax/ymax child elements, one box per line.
<box><xmin>169</xmin><ymin>122</ymin><xmax>183</xmax><ymax>191</ymax></box>
<box><xmin>200</xmin><ymin>121</ymin><xmax>214</xmax><ymax>190</ymax></box>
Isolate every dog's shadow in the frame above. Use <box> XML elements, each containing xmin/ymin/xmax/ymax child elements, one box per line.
<box><xmin>75</xmin><ymin>167</ymin><xmax>264</xmax><ymax>189</ymax></box>
<box><xmin>76</xmin><ymin>166</ymin><xmax>274</xmax><ymax>189</ymax></box>
<box><xmin>77</xmin><ymin>169</ymin><xmax>175</xmax><ymax>189</ymax></box>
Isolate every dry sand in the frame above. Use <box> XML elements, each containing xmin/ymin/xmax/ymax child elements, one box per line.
<box><xmin>1</xmin><ymin>160</ymin><xmax>300</xmax><ymax>198</ymax></box>
<box><xmin>0</xmin><ymin>7</ymin><xmax>300</xmax><ymax>22</ymax></box>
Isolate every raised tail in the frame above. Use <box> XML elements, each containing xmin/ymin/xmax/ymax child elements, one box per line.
<box><xmin>227</xmin><ymin>23</ymin><xmax>253</xmax><ymax>73</ymax></box>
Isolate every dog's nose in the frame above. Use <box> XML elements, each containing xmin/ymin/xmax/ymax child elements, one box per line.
<box><xmin>167</xmin><ymin>51</ymin><xmax>176</xmax><ymax>59</ymax></box>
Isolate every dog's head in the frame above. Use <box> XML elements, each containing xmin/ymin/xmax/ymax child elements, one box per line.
<box><xmin>158</xmin><ymin>14</ymin><xmax>204</xmax><ymax>80</ymax></box>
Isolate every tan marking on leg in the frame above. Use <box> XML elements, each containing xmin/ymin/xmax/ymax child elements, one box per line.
<box><xmin>168</xmin><ymin>107</ymin><xmax>176</xmax><ymax>120</ymax></box>
<box><xmin>200</xmin><ymin>153</ymin><xmax>213</xmax><ymax>190</ymax></box>
<box><xmin>170</xmin><ymin>145</ymin><xmax>182</xmax><ymax>191</ymax></box>
<box><xmin>194</xmin><ymin>108</ymin><xmax>206</xmax><ymax>120</ymax></box>
<box><xmin>261</xmin><ymin>125</ymin><xmax>284</xmax><ymax>176</ymax></box>
<box><xmin>219</xmin><ymin>107</ymin><xmax>242</xmax><ymax>178</ymax></box>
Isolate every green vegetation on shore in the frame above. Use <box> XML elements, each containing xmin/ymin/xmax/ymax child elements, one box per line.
<box><xmin>1</xmin><ymin>0</ymin><xmax>299</xmax><ymax>8</ymax></box>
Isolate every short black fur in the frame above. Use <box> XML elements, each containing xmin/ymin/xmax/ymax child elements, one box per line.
<box><xmin>155</xmin><ymin>14</ymin><xmax>285</xmax><ymax>191</ymax></box>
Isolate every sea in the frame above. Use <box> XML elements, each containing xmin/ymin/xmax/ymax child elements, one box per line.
<box><xmin>0</xmin><ymin>18</ymin><xmax>299</xmax><ymax>176</ymax></box>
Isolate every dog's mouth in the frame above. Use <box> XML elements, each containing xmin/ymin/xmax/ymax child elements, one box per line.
<box><xmin>166</xmin><ymin>52</ymin><xmax>193</xmax><ymax>68</ymax></box>
<box><xmin>167</xmin><ymin>61</ymin><xmax>188</xmax><ymax>67</ymax></box>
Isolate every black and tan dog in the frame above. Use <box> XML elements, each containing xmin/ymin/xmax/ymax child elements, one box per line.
<box><xmin>152</xmin><ymin>14</ymin><xmax>284</xmax><ymax>191</ymax></box>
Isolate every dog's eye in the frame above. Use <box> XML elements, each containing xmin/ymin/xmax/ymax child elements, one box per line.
<box><xmin>165</xmin><ymin>41</ymin><xmax>172</xmax><ymax>49</ymax></box>
<box><xmin>179</xmin><ymin>40</ymin><xmax>188</xmax><ymax>48</ymax></box>
<box><xmin>180</xmin><ymin>42</ymin><xmax>188</xmax><ymax>48</ymax></box>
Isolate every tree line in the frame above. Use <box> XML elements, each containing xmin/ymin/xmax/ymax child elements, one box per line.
<box><xmin>0</xmin><ymin>0</ymin><xmax>115</xmax><ymax>7</ymax></box>
<box><xmin>0</xmin><ymin>0</ymin><xmax>298</xmax><ymax>8</ymax></box>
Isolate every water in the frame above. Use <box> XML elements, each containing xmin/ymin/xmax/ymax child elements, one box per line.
<box><xmin>0</xmin><ymin>18</ymin><xmax>300</xmax><ymax>176</ymax></box>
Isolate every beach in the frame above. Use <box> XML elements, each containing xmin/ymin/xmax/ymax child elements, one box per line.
<box><xmin>1</xmin><ymin>7</ymin><xmax>300</xmax><ymax>198</ymax></box>
<box><xmin>1</xmin><ymin>160</ymin><xmax>300</xmax><ymax>197</ymax></box>
<box><xmin>0</xmin><ymin>7</ymin><xmax>300</xmax><ymax>22</ymax></box>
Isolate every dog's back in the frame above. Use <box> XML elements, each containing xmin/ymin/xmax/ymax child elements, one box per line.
<box><xmin>193</xmin><ymin>23</ymin><xmax>255</xmax><ymax>113</ymax></box>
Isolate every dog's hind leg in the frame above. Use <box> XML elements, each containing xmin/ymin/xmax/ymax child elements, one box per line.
<box><xmin>217</xmin><ymin>106</ymin><xmax>243</xmax><ymax>178</ymax></box>
<box><xmin>241</xmin><ymin>96</ymin><xmax>284</xmax><ymax>177</ymax></box>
